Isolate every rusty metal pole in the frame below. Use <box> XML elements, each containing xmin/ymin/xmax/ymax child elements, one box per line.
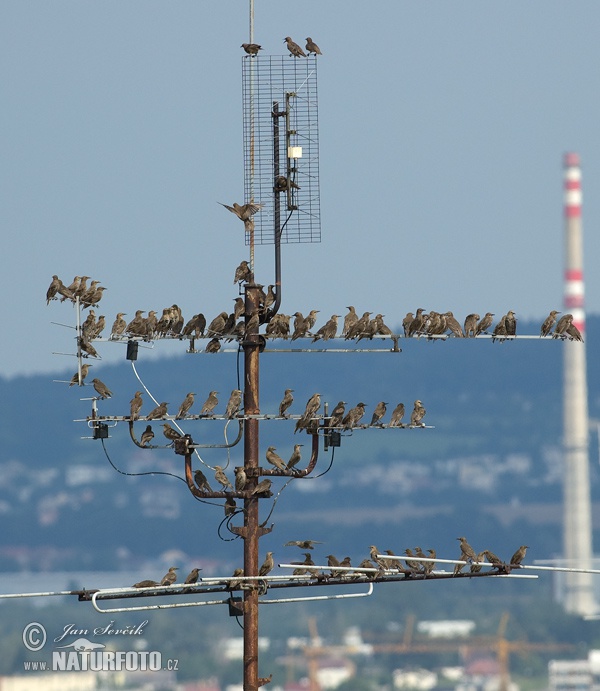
<box><xmin>242</xmin><ymin>282</ymin><xmax>262</xmax><ymax>691</ymax></box>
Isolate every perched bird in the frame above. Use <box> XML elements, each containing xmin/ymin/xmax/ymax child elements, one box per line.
<box><xmin>370</xmin><ymin>401</ymin><xmax>388</xmax><ymax>427</ymax></box>
<box><xmin>266</xmin><ymin>446</ymin><xmax>287</xmax><ymax>471</ymax></box>
<box><xmin>79</xmin><ymin>338</ymin><xmax>99</xmax><ymax>359</ymax></box>
<box><xmin>483</xmin><ymin>549</ymin><xmax>505</xmax><ymax>571</ymax></box>
<box><xmin>200</xmin><ymin>391</ymin><xmax>219</xmax><ymax>416</ymax></box>
<box><xmin>176</xmin><ymin>392</ymin><xmax>195</xmax><ymax>419</ymax></box>
<box><xmin>408</xmin><ymin>308</ymin><xmax>426</xmax><ymax>337</ymax></box>
<box><xmin>46</xmin><ymin>275</ymin><xmax>61</xmax><ymax>304</ymax></box>
<box><xmin>234</xmin><ymin>260</ymin><xmax>252</xmax><ymax>284</ymax></box>
<box><xmin>279</xmin><ymin>389</ymin><xmax>294</xmax><ymax>417</ymax></box>
<box><xmin>220</xmin><ymin>201</ymin><xmax>264</xmax><ymax>233</ymax></box>
<box><xmin>328</xmin><ymin>401</ymin><xmax>346</xmax><ymax>428</ymax></box>
<box><xmin>342</xmin><ymin>306</ymin><xmax>359</xmax><ymax>338</ymax></box>
<box><xmin>305</xmin><ymin>37</ymin><xmax>322</xmax><ymax>55</ymax></box>
<box><xmin>464</xmin><ymin>313</ymin><xmax>480</xmax><ymax>338</ymax></box>
<box><xmin>346</xmin><ymin>311</ymin><xmax>372</xmax><ymax>340</ymax></box>
<box><xmin>540</xmin><ymin>310</ymin><xmax>560</xmax><ymax>337</ymax></box>
<box><xmin>205</xmin><ymin>338</ymin><xmax>221</xmax><ymax>353</ymax></box>
<box><xmin>241</xmin><ymin>42</ymin><xmax>262</xmax><ymax>55</ymax></box>
<box><xmin>470</xmin><ymin>552</ymin><xmax>487</xmax><ymax>574</ymax></box>
<box><xmin>224</xmin><ymin>496</ymin><xmax>237</xmax><ymax>517</ymax></box>
<box><xmin>129</xmin><ymin>391</ymin><xmax>144</xmax><ymax>421</ymax></box>
<box><xmin>259</xmin><ymin>552</ymin><xmax>274</xmax><ymax>577</ymax></box>
<box><xmin>312</xmin><ymin>314</ymin><xmax>340</xmax><ymax>342</ymax></box>
<box><xmin>285</xmin><ymin>539</ymin><xmax>323</xmax><ymax>550</ymax></box>
<box><xmin>206</xmin><ymin>312</ymin><xmax>229</xmax><ymax>338</ymax></box>
<box><xmin>342</xmin><ymin>402</ymin><xmax>367</xmax><ymax>429</ymax></box>
<box><xmin>444</xmin><ymin>311</ymin><xmax>464</xmax><ymax>338</ymax></box>
<box><xmin>287</xmin><ymin>444</ymin><xmax>303</xmax><ymax>470</ymax></box>
<box><xmin>110</xmin><ymin>312</ymin><xmax>127</xmax><ymax>339</ymax></box>
<box><xmin>160</xmin><ymin>567</ymin><xmax>178</xmax><ymax>586</ymax></box>
<box><xmin>327</xmin><ymin>554</ymin><xmax>343</xmax><ymax>578</ymax></box>
<box><xmin>295</xmin><ymin>393</ymin><xmax>321</xmax><ymax>433</ymax></box>
<box><xmin>228</xmin><ymin>567</ymin><xmax>245</xmax><ymax>590</ymax></box>
<box><xmin>458</xmin><ymin>536</ymin><xmax>477</xmax><ymax>565</ymax></box>
<box><xmin>89</xmin><ymin>315</ymin><xmax>106</xmax><ymax>340</ymax></box>
<box><xmin>492</xmin><ymin>316</ymin><xmax>507</xmax><ymax>342</ymax></box>
<box><xmin>182</xmin><ymin>313</ymin><xmax>206</xmax><ymax>340</ymax></box>
<box><xmin>225</xmin><ymin>389</ymin><xmax>242</xmax><ymax>419</ymax></box>
<box><xmin>284</xmin><ymin>36</ymin><xmax>306</xmax><ymax>57</ymax></box>
<box><xmin>234</xmin><ymin>467</ymin><xmax>247</xmax><ymax>491</ymax></box>
<box><xmin>510</xmin><ymin>545</ymin><xmax>528</xmax><ymax>566</ymax></box>
<box><xmin>194</xmin><ymin>469</ymin><xmax>213</xmax><ymax>493</ymax></box>
<box><xmin>404</xmin><ymin>548</ymin><xmax>422</xmax><ymax>573</ymax></box>
<box><xmin>214</xmin><ymin>465</ymin><xmax>234</xmax><ymax>491</ymax></box>
<box><xmin>162</xmin><ymin>423</ymin><xmax>182</xmax><ymax>443</ymax></box>
<box><xmin>410</xmin><ymin>400</ymin><xmax>426</xmax><ymax>427</ymax></box>
<box><xmin>423</xmin><ymin>549</ymin><xmax>436</xmax><ymax>576</ymax></box>
<box><xmin>92</xmin><ymin>378</ymin><xmax>112</xmax><ymax>399</ymax></box>
<box><xmin>504</xmin><ymin>310</ymin><xmax>517</xmax><ymax>336</ymax></box>
<box><xmin>140</xmin><ymin>425</ymin><xmax>154</xmax><ymax>447</ymax></box>
<box><xmin>566</xmin><ymin>322</ymin><xmax>584</xmax><ymax>341</ymax></box>
<box><xmin>250</xmin><ymin>478</ymin><xmax>272</xmax><ymax>495</ymax></box>
<box><xmin>146</xmin><ymin>402</ymin><xmax>169</xmax><ymax>420</ymax></box>
<box><xmin>274</xmin><ymin>175</ymin><xmax>300</xmax><ymax>192</ymax></box>
<box><xmin>184</xmin><ymin>568</ymin><xmax>202</xmax><ymax>585</ymax></box>
<box><xmin>304</xmin><ymin>309</ymin><xmax>320</xmax><ymax>331</ymax></box>
<box><xmin>476</xmin><ymin>312</ymin><xmax>495</xmax><ymax>335</ymax></box>
<box><xmin>388</xmin><ymin>403</ymin><xmax>405</xmax><ymax>428</ymax></box>
<box><xmin>133</xmin><ymin>580</ymin><xmax>159</xmax><ymax>588</ymax></box>
<box><xmin>69</xmin><ymin>364</ymin><xmax>92</xmax><ymax>387</ymax></box>
<box><xmin>292</xmin><ymin>552</ymin><xmax>319</xmax><ymax>577</ymax></box>
<box><xmin>402</xmin><ymin>312</ymin><xmax>414</xmax><ymax>338</ymax></box>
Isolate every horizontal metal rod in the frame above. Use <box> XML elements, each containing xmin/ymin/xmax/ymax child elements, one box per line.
<box><xmin>91</xmin><ymin>590</ymin><xmax>228</xmax><ymax>614</ymax></box>
<box><xmin>260</xmin><ymin>582</ymin><xmax>373</xmax><ymax>604</ymax></box>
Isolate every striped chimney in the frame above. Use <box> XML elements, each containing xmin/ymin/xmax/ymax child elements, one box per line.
<box><xmin>561</xmin><ymin>152</ymin><xmax>595</xmax><ymax>616</ymax></box>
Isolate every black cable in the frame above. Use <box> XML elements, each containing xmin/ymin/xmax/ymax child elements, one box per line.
<box><xmin>101</xmin><ymin>439</ymin><xmax>187</xmax><ymax>484</ymax></box>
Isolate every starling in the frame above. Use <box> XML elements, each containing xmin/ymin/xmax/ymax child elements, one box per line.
<box><xmin>312</xmin><ymin>314</ymin><xmax>340</xmax><ymax>342</ymax></box>
<box><xmin>133</xmin><ymin>580</ymin><xmax>159</xmax><ymax>588</ymax></box>
<box><xmin>476</xmin><ymin>312</ymin><xmax>495</xmax><ymax>335</ymax></box>
<box><xmin>220</xmin><ymin>201</ymin><xmax>264</xmax><ymax>233</ymax></box>
<box><xmin>182</xmin><ymin>313</ymin><xmax>206</xmax><ymax>339</ymax></box>
<box><xmin>234</xmin><ymin>260</ymin><xmax>252</xmax><ymax>284</ymax></box>
<box><xmin>374</xmin><ymin>314</ymin><xmax>400</xmax><ymax>351</ymax></box>
<box><xmin>241</xmin><ymin>42</ymin><xmax>262</xmax><ymax>55</ymax></box>
<box><xmin>408</xmin><ymin>308</ymin><xmax>426</xmax><ymax>337</ymax></box>
<box><xmin>46</xmin><ymin>274</ymin><xmax>60</xmax><ymax>305</ymax></box>
<box><xmin>287</xmin><ymin>444</ymin><xmax>303</xmax><ymax>470</ymax></box>
<box><xmin>92</xmin><ymin>378</ymin><xmax>112</xmax><ymax>399</ymax></box>
<box><xmin>304</xmin><ymin>309</ymin><xmax>320</xmax><ymax>331</ymax></box>
<box><xmin>176</xmin><ymin>392</ymin><xmax>195</xmax><ymax>419</ymax></box>
<box><xmin>328</xmin><ymin>401</ymin><xmax>346</xmax><ymax>428</ymax></box>
<box><xmin>233</xmin><ymin>297</ymin><xmax>245</xmax><ymax>322</ymax></box>
<box><xmin>160</xmin><ymin>566</ymin><xmax>178</xmax><ymax>586</ymax></box>
<box><xmin>74</xmin><ymin>276</ymin><xmax>90</xmax><ymax>300</ymax></box>
<box><xmin>504</xmin><ymin>310</ymin><xmax>517</xmax><ymax>336</ymax></box>
<box><xmin>540</xmin><ymin>310</ymin><xmax>560</xmax><ymax>337</ymax></box>
<box><xmin>234</xmin><ymin>466</ymin><xmax>247</xmax><ymax>491</ymax></box>
<box><xmin>483</xmin><ymin>549</ymin><xmax>505</xmax><ymax>571</ymax></box>
<box><xmin>65</xmin><ymin>276</ymin><xmax>81</xmax><ymax>297</ymax></box>
<box><xmin>279</xmin><ymin>389</ymin><xmax>294</xmax><ymax>417</ymax></box>
<box><xmin>81</xmin><ymin>311</ymin><xmax>97</xmax><ymax>342</ymax></box>
<box><xmin>228</xmin><ymin>568</ymin><xmax>245</xmax><ymax>590</ymax></box>
<box><xmin>357</xmin><ymin>559</ymin><xmax>378</xmax><ymax>578</ymax></box>
<box><xmin>266</xmin><ymin>446</ymin><xmax>287</xmax><ymax>471</ymax></box>
<box><xmin>464</xmin><ymin>313</ymin><xmax>480</xmax><ymax>338</ymax></box>
<box><xmin>258</xmin><ymin>552</ymin><xmax>274</xmax><ymax>577</ymax></box>
<box><xmin>342</xmin><ymin>402</ymin><xmax>367</xmax><ymax>429</ymax></box>
<box><xmin>250</xmin><ymin>478</ymin><xmax>272</xmax><ymax>496</ymax></box>
<box><xmin>327</xmin><ymin>554</ymin><xmax>343</xmax><ymax>577</ymax></box>
<box><xmin>225</xmin><ymin>496</ymin><xmax>237</xmax><ymax>517</ymax></box>
<box><xmin>444</xmin><ymin>311</ymin><xmax>464</xmax><ymax>338</ymax></box>
<box><xmin>146</xmin><ymin>402</ymin><xmax>168</xmax><ymax>420</ymax></box>
<box><xmin>162</xmin><ymin>423</ymin><xmax>182</xmax><ymax>442</ymax></box>
<box><xmin>129</xmin><ymin>391</ymin><xmax>143</xmax><ymax>421</ymax></box>
<box><xmin>126</xmin><ymin>310</ymin><xmax>146</xmax><ymax>336</ymax></box>
<box><xmin>470</xmin><ymin>552</ymin><xmax>487</xmax><ymax>573</ymax></box>
<box><xmin>566</xmin><ymin>322</ymin><xmax>584</xmax><ymax>342</ymax></box>
<box><xmin>206</xmin><ymin>312</ymin><xmax>229</xmax><ymax>338</ymax></box>
<box><xmin>342</xmin><ymin>306</ymin><xmax>359</xmax><ymax>338</ymax></box>
<box><xmin>370</xmin><ymin>401</ymin><xmax>388</xmax><ymax>426</ymax></box>
<box><xmin>69</xmin><ymin>363</ymin><xmax>92</xmax><ymax>387</ymax></box>
<box><xmin>492</xmin><ymin>316</ymin><xmax>507</xmax><ymax>342</ymax></box>
<box><xmin>345</xmin><ymin>311</ymin><xmax>372</xmax><ymax>340</ymax></box>
<box><xmin>140</xmin><ymin>425</ymin><xmax>154</xmax><ymax>447</ymax></box>
<box><xmin>90</xmin><ymin>315</ymin><xmax>106</xmax><ymax>340</ymax></box>
<box><xmin>194</xmin><ymin>468</ymin><xmax>213</xmax><ymax>493</ymax></box>
<box><xmin>110</xmin><ymin>312</ymin><xmax>127</xmax><ymax>339</ymax></box>
<box><xmin>423</xmin><ymin>549</ymin><xmax>436</xmax><ymax>576</ymax></box>
<box><xmin>458</xmin><ymin>536</ymin><xmax>477</xmax><ymax>562</ymax></box>
<box><xmin>305</xmin><ymin>37</ymin><xmax>322</xmax><ymax>55</ymax></box>
<box><xmin>79</xmin><ymin>338</ymin><xmax>99</xmax><ymax>359</ymax></box>
<box><xmin>402</xmin><ymin>312</ymin><xmax>413</xmax><ymax>338</ymax></box>
<box><xmin>214</xmin><ymin>465</ymin><xmax>233</xmax><ymax>490</ymax></box>
<box><xmin>284</xmin><ymin>36</ymin><xmax>306</xmax><ymax>57</ymax></box>
<box><xmin>510</xmin><ymin>545</ymin><xmax>528</xmax><ymax>566</ymax></box>
<box><xmin>184</xmin><ymin>568</ymin><xmax>202</xmax><ymax>585</ymax></box>
<box><xmin>293</xmin><ymin>552</ymin><xmax>319</xmax><ymax>577</ymax></box>
<box><xmin>199</xmin><ymin>391</ymin><xmax>219</xmax><ymax>416</ymax></box>
<box><xmin>274</xmin><ymin>175</ymin><xmax>300</xmax><ymax>192</ymax></box>
<box><xmin>404</xmin><ymin>548</ymin><xmax>422</xmax><ymax>573</ymax></box>
<box><xmin>56</xmin><ymin>279</ymin><xmax>75</xmax><ymax>303</ymax></box>
<box><xmin>225</xmin><ymin>389</ymin><xmax>242</xmax><ymax>419</ymax></box>
<box><xmin>205</xmin><ymin>338</ymin><xmax>221</xmax><ymax>353</ymax></box>
<box><xmin>295</xmin><ymin>393</ymin><xmax>321</xmax><ymax>432</ymax></box>
<box><xmin>410</xmin><ymin>400</ymin><xmax>426</xmax><ymax>427</ymax></box>
<box><xmin>284</xmin><ymin>539</ymin><xmax>323</xmax><ymax>550</ymax></box>
<box><xmin>388</xmin><ymin>403</ymin><xmax>405</xmax><ymax>428</ymax></box>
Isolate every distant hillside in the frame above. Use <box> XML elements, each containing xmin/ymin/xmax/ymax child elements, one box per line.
<box><xmin>0</xmin><ymin>317</ymin><xmax>598</xmax><ymax>573</ymax></box>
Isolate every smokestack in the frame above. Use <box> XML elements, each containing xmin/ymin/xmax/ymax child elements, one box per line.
<box><xmin>562</xmin><ymin>152</ymin><xmax>595</xmax><ymax>615</ymax></box>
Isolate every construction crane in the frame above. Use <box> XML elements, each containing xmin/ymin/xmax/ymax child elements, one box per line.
<box><xmin>294</xmin><ymin>614</ymin><xmax>573</xmax><ymax>691</ymax></box>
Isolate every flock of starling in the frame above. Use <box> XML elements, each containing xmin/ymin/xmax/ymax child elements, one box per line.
<box><xmin>241</xmin><ymin>36</ymin><xmax>322</xmax><ymax>58</ymax></box>
<box><xmin>250</xmin><ymin>537</ymin><xmax>529</xmax><ymax>584</ymax></box>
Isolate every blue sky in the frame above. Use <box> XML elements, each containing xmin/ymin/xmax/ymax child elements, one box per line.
<box><xmin>2</xmin><ymin>1</ymin><xmax>600</xmax><ymax>378</ymax></box>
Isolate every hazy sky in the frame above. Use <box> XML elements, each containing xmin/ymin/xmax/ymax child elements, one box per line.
<box><xmin>3</xmin><ymin>1</ymin><xmax>600</xmax><ymax>378</ymax></box>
